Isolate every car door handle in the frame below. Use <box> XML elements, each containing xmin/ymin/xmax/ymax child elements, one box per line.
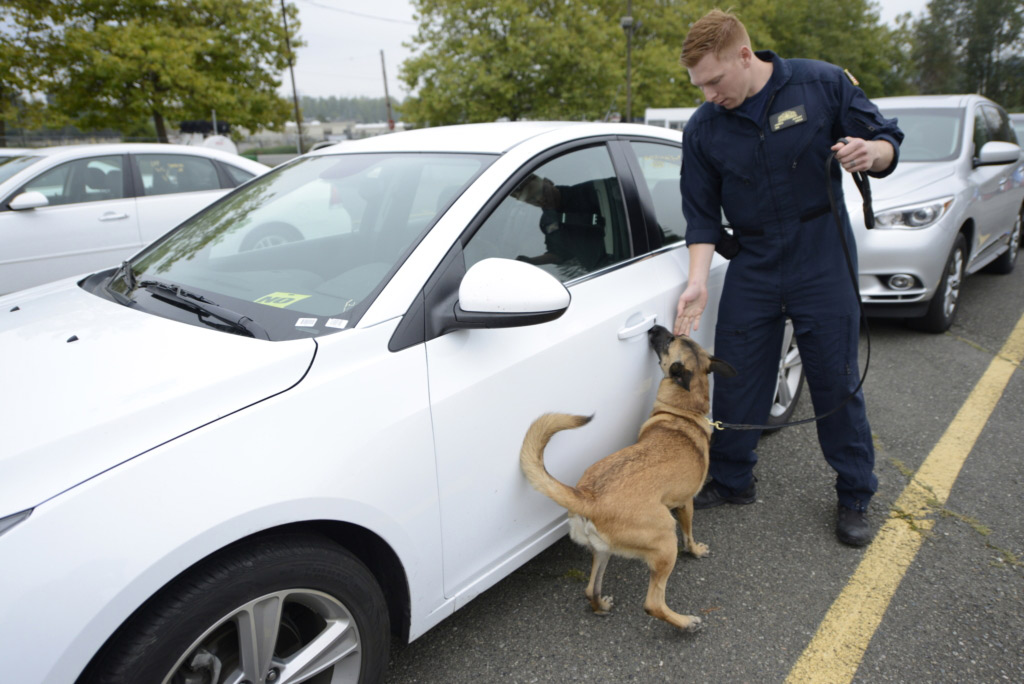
<box><xmin>617</xmin><ymin>314</ymin><xmax>657</xmax><ymax>340</ymax></box>
<box><xmin>99</xmin><ymin>211</ymin><xmax>129</xmax><ymax>222</ymax></box>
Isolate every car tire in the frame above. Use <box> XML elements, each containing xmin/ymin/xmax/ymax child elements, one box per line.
<box><xmin>79</xmin><ymin>533</ymin><xmax>390</xmax><ymax>684</ymax></box>
<box><xmin>984</xmin><ymin>204</ymin><xmax>1022</xmax><ymax>275</ymax></box>
<box><xmin>765</xmin><ymin>319</ymin><xmax>804</xmax><ymax>431</ymax></box>
<box><xmin>240</xmin><ymin>221</ymin><xmax>303</xmax><ymax>251</ymax></box>
<box><xmin>911</xmin><ymin>232</ymin><xmax>967</xmax><ymax>334</ymax></box>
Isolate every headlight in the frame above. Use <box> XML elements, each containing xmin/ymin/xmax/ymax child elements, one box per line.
<box><xmin>0</xmin><ymin>509</ymin><xmax>32</xmax><ymax>538</ymax></box>
<box><xmin>873</xmin><ymin>197</ymin><xmax>953</xmax><ymax>229</ymax></box>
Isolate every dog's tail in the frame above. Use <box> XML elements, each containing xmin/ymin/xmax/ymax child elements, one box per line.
<box><xmin>520</xmin><ymin>413</ymin><xmax>594</xmax><ymax>515</ymax></box>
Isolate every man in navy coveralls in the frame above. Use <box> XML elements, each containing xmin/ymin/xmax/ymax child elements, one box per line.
<box><xmin>673</xmin><ymin>9</ymin><xmax>904</xmax><ymax>546</ymax></box>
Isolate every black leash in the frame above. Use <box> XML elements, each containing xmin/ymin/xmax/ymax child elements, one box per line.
<box><xmin>709</xmin><ymin>139</ymin><xmax>873</xmax><ymax>432</ymax></box>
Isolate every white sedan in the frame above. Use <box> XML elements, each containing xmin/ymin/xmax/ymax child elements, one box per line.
<box><xmin>0</xmin><ymin>143</ymin><xmax>269</xmax><ymax>294</ymax></box>
<box><xmin>0</xmin><ymin>122</ymin><xmax>800</xmax><ymax>684</ymax></box>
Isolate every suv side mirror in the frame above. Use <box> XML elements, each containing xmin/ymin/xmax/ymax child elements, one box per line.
<box><xmin>974</xmin><ymin>141</ymin><xmax>1021</xmax><ymax>167</ymax></box>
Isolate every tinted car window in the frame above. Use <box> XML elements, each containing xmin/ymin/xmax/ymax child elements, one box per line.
<box><xmin>630</xmin><ymin>141</ymin><xmax>685</xmax><ymax>246</ymax></box>
<box><xmin>973</xmin><ymin>105</ymin><xmax>992</xmax><ymax>154</ymax></box>
<box><xmin>465</xmin><ymin>145</ymin><xmax>629</xmax><ymax>283</ymax></box>
<box><xmin>20</xmin><ymin>156</ymin><xmax>125</xmax><ymax>206</ymax></box>
<box><xmin>137</xmin><ymin>154</ymin><xmax>221</xmax><ymax>195</ymax></box>
<box><xmin>981</xmin><ymin>105</ymin><xmax>1015</xmax><ymax>143</ymax></box>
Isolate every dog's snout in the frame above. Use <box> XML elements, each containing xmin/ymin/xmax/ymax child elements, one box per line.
<box><xmin>648</xmin><ymin>324</ymin><xmax>673</xmax><ymax>352</ymax></box>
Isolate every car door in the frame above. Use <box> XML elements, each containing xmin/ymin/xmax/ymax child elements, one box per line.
<box><xmin>423</xmin><ymin>142</ymin><xmax>677</xmax><ymax>602</ymax></box>
<box><xmin>0</xmin><ymin>154</ymin><xmax>139</xmax><ymax>294</ymax></box>
<box><xmin>131</xmin><ymin>152</ymin><xmax>231</xmax><ymax>244</ymax></box>
<box><xmin>969</xmin><ymin>104</ymin><xmax>1019</xmax><ymax>264</ymax></box>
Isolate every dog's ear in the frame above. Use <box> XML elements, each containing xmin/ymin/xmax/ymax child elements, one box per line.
<box><xmin>708</xmin><ymin>356</ymin><xmax>738</xmax><ymax>378</ymax></box>
<box><xmin>670</xmin><ymin>361</ymin><xmax>693</xmax><ymax>390</ymax></box>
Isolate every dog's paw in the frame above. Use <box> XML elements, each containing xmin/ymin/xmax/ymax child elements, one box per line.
<box><xmin>591</xmin><ymin>595</ymin><xmax>614</xmax><ymax>614</ymax></box>
<box><xmin>688</xmin><ymin>540</ymin><xmax>712</xmax><ymax>557</ymax></box>
<box><xmin>683</xmin><ymin>616</ymin><xmax>704</xmax><ymax>633</ymax></box>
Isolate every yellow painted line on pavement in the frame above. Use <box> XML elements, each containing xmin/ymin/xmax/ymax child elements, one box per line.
<box><xmin>786</xmin><ymin>312</ymin><xmax>1024</xmax><ymax>684</ymax></box>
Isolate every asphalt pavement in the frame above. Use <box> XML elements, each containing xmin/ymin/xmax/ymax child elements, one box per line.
<box><xmin>385</xmin><ymin>261</ymin><xmax>1024</xmax><ymax>683</ymax></box>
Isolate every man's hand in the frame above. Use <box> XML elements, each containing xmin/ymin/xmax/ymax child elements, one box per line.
<box><xmin>832</xmin><ymin>137</ymin><xmax>894</xmax><ymax>174</ymax></box>
<box><xmin>675</xmin><ymin>281</ymin><xmax>708</xmax><ymax>336</ymax></box>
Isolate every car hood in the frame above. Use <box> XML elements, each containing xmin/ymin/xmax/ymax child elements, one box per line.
<box><xmin>845</xmin><ymin>161</ymin><xmax>957</xmax><ymax>209</ymax></box>
<box><xmin>0</xmin><ymin>281</ymin><xmax>316</xmax><ymax>517</ymax></box>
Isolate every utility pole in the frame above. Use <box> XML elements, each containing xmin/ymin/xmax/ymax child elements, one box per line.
<box><xmin>381</xmin><ymin>50</ymin><xmax>395</xmax><ymax>131</ymax></box>
<box><xmin>621</xmin><ymin>0</ymin><xmax>634</xmax><ymax>123</ymax></box>
<box><xmin>280</xmin><ymin>0</ymin><xmax>303</xmax><ymax>154</ymax></box>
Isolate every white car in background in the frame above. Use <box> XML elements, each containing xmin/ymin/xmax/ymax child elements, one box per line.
<box><xmin>0</xmin><ymin>143</ymin><xmax>269</xmax><ymax>294</ymax></box>
<box><xmin>0</xmin><ymin>122</ymin><xmax>804</xmax><ymax>684</ymax></box>
<box><xmin>846</xmin><ymin>94</ymin><xmax>1024</xmax><ymax>332</ymax></box>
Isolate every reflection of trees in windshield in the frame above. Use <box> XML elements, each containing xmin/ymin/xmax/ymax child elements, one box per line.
<box><xmin>142</xmin><ymin>181</ymin><xmax>275</xmax><ymax>275</ymax></box>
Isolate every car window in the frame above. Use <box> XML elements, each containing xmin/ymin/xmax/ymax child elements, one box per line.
<box><xmin>136</xmin><ymin>154</ymin><xmax>221</xmax><ymax>196</ymax></box>
<box><xmin>973</xmin><ymin>105</ymin><xmax>992</xmax><ymax>154</ymax></box>
<box><xmin>629</xmin><ymin>141</ymin><xmax>685</xmax><ymax>247</ymax></box>
<box><xmin>881</xmin><ymin>108</ymin><xmax>963</xmax><ymax>162</ymax></box>
<box><xmin>982</xmin><ymin>105</ymin><xmax>1015</xmax><ymax>144</ymax></box>
<box><xmin>222</xmin><ymin>163</ymin><xmax>257</xmax><ymax>187</ymax></box>
<box><xmin>0</xmin><ymin>154</ymin><xmax>42</xmax><ymax>186</ymax></box>
<box><xmin>20</xmin><ymin>156</ymin><xmax>125</xmax><ymax>206</ymax></box>
<box><xmin>464</xmin><ymin>145</ymin><xmax>630</xmax><ymax>283</ymax></box>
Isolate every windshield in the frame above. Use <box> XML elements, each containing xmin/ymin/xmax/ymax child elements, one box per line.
<box><xmin>881</xmin><ymin>108</ymin><xmax>964</xmax><ymax>162</ymax></box>
<box><xmin>108</xmin><ymin>152</ymin><xmax>493</xmax><ymax>340</ymax></box>
<box><xmin>0</xmin><ymin>154</ymin><xmax>42</xmax><ymax>185</ymax></box>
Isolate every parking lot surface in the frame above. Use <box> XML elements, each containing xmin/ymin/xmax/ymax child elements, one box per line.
<box><xmin>385</xmin><ymin>264</ymin><xmax>1024</xmax><ymax>683</ymax></box>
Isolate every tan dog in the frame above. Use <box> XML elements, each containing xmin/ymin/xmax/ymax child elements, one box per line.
<box><xmin>520</xmin><ymin>324</ymin><xmax>736</xmax><ymax>631</ymax></box>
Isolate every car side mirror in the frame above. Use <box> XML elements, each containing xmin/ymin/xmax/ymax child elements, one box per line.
<box><xmin>8</xmin><ymin>191</ymin><xmax>49</xmax><ymax>211</ymax></box>
<box><xmin>451</xmin><ymin>257</ymin><xmax>570</xmax><ymax>330</ymax></box>
<box><xmin>974</xmin><ymin>141</ymin><xmax>1021</xmax><ymax>167</ymax></box>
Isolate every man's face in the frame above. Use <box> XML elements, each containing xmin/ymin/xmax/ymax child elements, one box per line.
<box><xmin>687</xmin><ymin>47</ymin><xmax>750</xmax><ymax>110</ymax></box>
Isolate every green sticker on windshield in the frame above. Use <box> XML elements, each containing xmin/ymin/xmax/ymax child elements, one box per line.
<box><xmin>255</xmin><ymin>292</ymin><xmax>311</xmax><ymax>308</ymax></box>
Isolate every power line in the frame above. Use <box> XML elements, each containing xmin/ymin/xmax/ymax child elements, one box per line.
<box><xmin>296</xmin><ymin>0</ymin><xmax>417</xmax><ymax>25</ymax></box>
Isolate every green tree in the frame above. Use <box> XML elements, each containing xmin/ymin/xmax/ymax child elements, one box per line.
<box><xmin>0</xmin><ymin>4</ymin><xmax>55</xmax><ymax>145</ymax></box>
<box><xmin>400</xmin><ymin>0</ymin><xmax>624</xmax><ymax>124</ymax></box>
<box><xmin>911</xmin><ymin>0</ymin><xmax>1024</xmax><ymax>107</ymax></box>
<box><xmin>399</xmin><ymin>0</ymin><xmax>911</xmax><ymax>127</ymax></box>
<box><xmin>2</xmin><ymin>0</ymin><xmax>301</xmax><ymax>142</ymax></box>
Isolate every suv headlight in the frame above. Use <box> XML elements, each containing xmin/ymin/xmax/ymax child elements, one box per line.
<box><xmin>873</xmin><ymin>197</ymin><xmax>953</xmax><ymax>229</ymax></box>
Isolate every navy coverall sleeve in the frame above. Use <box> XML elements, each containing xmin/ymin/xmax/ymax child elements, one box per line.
<box><xmin>835</xmin><ymin>74</ymin><xmax>905</xmax><ymax>178</ymax></box>
<box><xmin>681</xmin><ymin>124</ymin><xmax>724</xmax><ymax>246</ymax></box>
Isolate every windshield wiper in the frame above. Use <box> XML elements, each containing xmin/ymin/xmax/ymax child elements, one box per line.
<box><xmin>138</xmin><ymin>278</ymin><xmax>271</xmax><ymax>340</ymax></box>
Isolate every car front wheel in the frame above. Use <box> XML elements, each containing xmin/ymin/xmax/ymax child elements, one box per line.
<box><xmin>912</xmin><ymin>232</ymin><xmax>966</xmax><ymax>333</ymax></box>
<box><xmin>79</xmin><ymin>533</ymin><xmax>390</xmax><ymax>684</ymax></box>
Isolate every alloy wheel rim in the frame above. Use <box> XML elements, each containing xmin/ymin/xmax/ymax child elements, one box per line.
<box><xmin>771</xmin><ymin>324</ymin><xmax>802</xmax><ymax>417</ymax></box>
<box><xmin>943</xmin><ymin>247</ymin><xmax>964</xmax><ymax>319</ymax></box>
<box><xmin>162</xmin><ymin>589</ymin><xmax>362</xmax><ymax>684</ymax></box>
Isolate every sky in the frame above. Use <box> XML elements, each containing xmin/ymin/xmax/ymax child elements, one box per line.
<box><xmin>280</xmin><ymin>0</ymin><xmax>932</xmax><ymax>104</ymax></box>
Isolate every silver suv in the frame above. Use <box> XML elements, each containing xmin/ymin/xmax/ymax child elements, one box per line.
<box><xmin>845</xmin><ymin>94</ymin><xmax>1023</xmax><ymax>332</ymax></box>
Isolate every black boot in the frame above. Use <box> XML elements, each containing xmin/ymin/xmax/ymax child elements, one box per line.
<box><xmin>693</xmin><ymin>480</ymin><xmax>757</xmax><ymax>510</ymax></box>
<box><xmin>836</xmin><ymin>505</ymin><xmax>872</xmax><ymax>546</ymax></box>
